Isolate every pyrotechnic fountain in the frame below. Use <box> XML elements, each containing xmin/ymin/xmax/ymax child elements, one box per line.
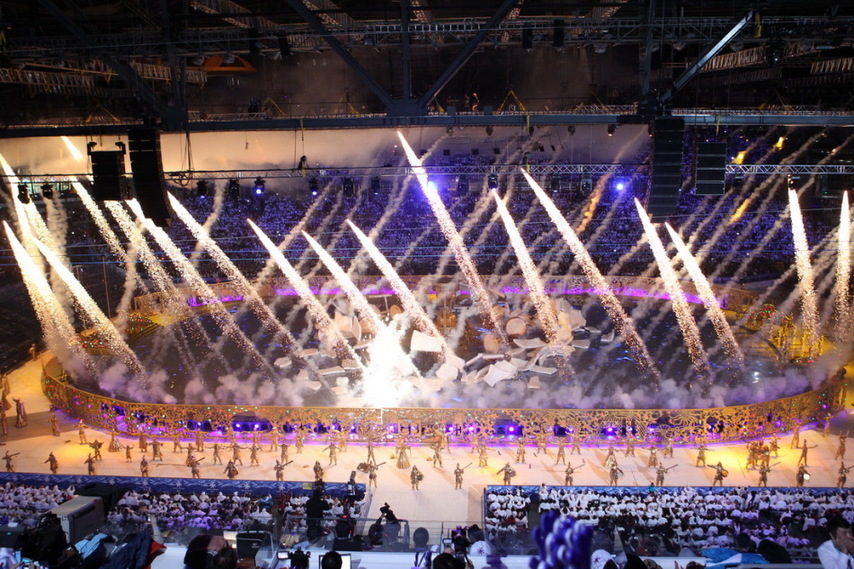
<box><xmin>396</xmin><ymin>131</ymin><xmax>509</xmax><ymax>347</ymax></box>
<box><xmin>634</xmin><ymin>199</ymin><xmax>711</xmax><ymax>382</ymax></box>
<box><xmin>788</xmin><ymin>189</ymin><xmax>821</xmax><ymax>354</ymax></box>
<box><xmin>833</xmin><ymin>191</ymin><xmax>850</xmax><ymax>341</ymax></box>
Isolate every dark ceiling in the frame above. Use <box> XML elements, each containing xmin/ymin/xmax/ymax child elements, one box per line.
<box><xmin>0</xmin><ymin>0</ymin><xmax>852</xmax><ymax>135</ymax></box>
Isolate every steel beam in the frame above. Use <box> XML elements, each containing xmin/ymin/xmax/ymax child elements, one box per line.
<box><xmin>35</xmin><ymin>0</ymin><xmax>178</xmax><ymax>127</ymax></box>
<box><xmin>660</xmin><ymin>11</ymin><xmax>754</xmax><ymax>105</ymax></box>
<box><xmin>401</xmin><ymin>0</ymin><xmax>412</xmax><ymax>102</ymax></box>
<box><xmin>417</xmin><ymin>0</ymin><xmax>520</xmax><ymax>110</ymax></box>
<box><xmin>282</xmin><ymin>0</ymin><xmax>396</xmax><ymax>112</ymax></box>
<box><xmin>4</xmin><ymin>108</ymin><xmax>854</xmax><ymax>139</ymax></box>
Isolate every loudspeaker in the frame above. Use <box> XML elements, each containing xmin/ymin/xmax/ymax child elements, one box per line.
<box><xmin>647</xmin><ymin>117</ymin><xmax>685</xmax><ymax>222</ymax></box>
<box><xmin>695</xmin><ymin>142</ymin><xmax>727</xmax><ymax>195</ymax></box>
<box><xmin>522</xmin><ymin>28</ymin><xmax>533</xmax><ymax>50</ymax></box>
<box><xmin>90</xmin><ymin>150</ymin><xmax>128</xmax><ymax>201</ymax></box>
<box><xmin>128</xmin><ymin>127</ymin><xmax>172</xmax><ymax>227</ymax></box>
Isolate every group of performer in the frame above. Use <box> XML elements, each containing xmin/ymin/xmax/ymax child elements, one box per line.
<box><xmin>0</xmin><ymin>403</ymin><xmax>842</xmax><ymax>490</ymax></box>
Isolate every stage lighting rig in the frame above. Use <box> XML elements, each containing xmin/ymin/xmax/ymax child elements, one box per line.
<box><xmin>253</xmin><ymin>177</ymin><xmax>266</xmax><ymax>195</ymax></box>
<box><xmin>17</xmin><ymin>184</ymin><xmax>30</xmax><ymax>204</ymax></box>
<box><xmin>228</xmin><ymin>179</ymin><xmax>240</xmax><ymax>199</ymax></box>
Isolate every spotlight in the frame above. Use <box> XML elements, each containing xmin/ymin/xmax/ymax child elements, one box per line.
<box><xmin>580</xmin><ymin>177</ymin><xmax>593</xmax><ymax>194</ymax></box>
<box><xmin>196</xmin><ymin>180</ymin><xmax>209</xmax><ymax>197</ymax></box>
<box><xmin>309</xmin><ymin>177</ymin><xmax>319</xmax><ymax>196</ymax></box>
<box><xmin>613</xmin><ymin>178</ymin><xmax>629</xmax><ymax>192</ymax></box>
<box><xmin>774</xmin><ymin>136</ymin><xmax>786</xmax><ymax>150</ymax></box>
<box><xmin>40</xmin><ymin>183</ymin><xmax>54</xmax><ymax>199</ymax></box>
<box><xmin>16</xmin><ymin>183</ymin><xmax>30</xmax><ymax>204</ymax></box>
<box><xmin>253</xmin><ymin>177</ymin><xmax>266</xmax><ymax>195</ymax></box>
<box><xmin>228</xmin><ymin>179</ymin><xmax>240</xmax><ymax>199</ymax></box>
<box><xmin>607</xmin><ymin>124</ymin><xmax>616</xmax><ymax>136</ymax></box>
<box><xmin>550</xmin><ymin>174</ymin><xmax>561</xmax><ymax>194</ymax></box>
<box><xmin>488</xmin><ymin>173</ymin><xmax>499</xmax><ymax>191</ymax></box>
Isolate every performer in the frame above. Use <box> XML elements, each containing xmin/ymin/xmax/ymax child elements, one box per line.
<box><xmin>195</xmin><ymin>430</ymin><xmax>205</xmax><ymax>452</ymax></box>
<box><xmin>695</xmin><ymin>443</ymin><xmax>711</xmax><ymax>467</ymax></box>
<box><xmin>224</xmin><ymin>460</ymin><xmax>239</xmax><ymax>480</ymax></box>
<box><xmin>295</xmin><ymin>428</ymin><xmax>305</xmax><ymax>454</ymax></box>
<box><xmin>836</xmin><ymin>433</ymin><xmax>848</xmax><ymax>460</ymax></box>
<box><xmin>454</xmin><ymin>463</ymin><xmax>470</xmax><ymax>489</ymax></box>
<box><xmin>663</xmin><ymin>436</ymin><xmax>674</xmax><ymax>458</ymax></box>
<box><xmin>708</xmin><ymin>461</ymin><xmax>727</xmax><ymax>487</ymax></box>
<box><xmin>366</xmin><ymin>462</ymin><xmax>382</xmax><ymax>489</ymax></box>
<box><xmin>366</xmin><ymin>439</ymin><xmax>376</xmax><ymax>465</ymax></box>
<box><xmin>395</xmin><ymin>438</ymin><xmax>410</xmax><ymax>469</ymax></box>
<box><xmin>279</xmin><ymin>441</ymin><xmax>290</xmax><ymax>464</ymax></box>
<box><xmin>790</xmin><ymin>421</ymin><xmax>801</xmax><ymax>449</ymax></box>
<box><xmin>535</xmin><ymin>430</ymin><xmax>549</xmax><ymax>454</ymax></box>
<box><xmin>410</xmin><ymin>465</ymin><xmax>423</xmax><ymax>490</ymax></box>
<box><xmin>140</xmin><ymin>456</ymin><xmax>150</xmax><ymax>477</ymax></box>
<box><xmin>0</xmin><ymin>407</ymin><xmax>7</xmax><ymax>437</ymax></box>
<box><xmin>608</xmin><ymin>462</ymin><xmax>623</xmax><ymax>486</ymax></box>
<box><xmin>313</xmin><ymin>460</ymin><xmax>325</xmax><ymax>482</ymax></box>
<box><xmin>78</xmin><ymin>420</ymin><xmax>87</xmax><ymax>444</ymax></box>
<box><xmin>138</xmin><ymin>431</ymin><xmax>147</xmax><ymax>454</ymax></box>
<box><xmin>796</xmin><ymin>464</ymin><xmax>809</xmax><ymax>488</ymax></box>
<box><xmin>90</xmin><ymin>440</ymin><xmax>103</xmax><ymax>461</ymax></box>
<box><xmin>185</xmin><ymin>446</ymin><xmax>196</xmax><ymax>467</ymax></box>
<box><xmin>108</xmin><ymin>429</ymin><xmax>121</xmax><ymax>452</ymax></box>
<box><xmin>84</xmin><ymin>454</ymin><xmax>96</xmax><ymax>475</ymax></box>
<box><xmin>564</xmin><ymin>461</ymin><xmax>585</xmax><ymax>486</ymax></box>
<box><xmin>250</xmin><ymin>444</ymin><xmax>261</xmax><ymax>466</ymax></box>
<box><xmin>555</xmin><ymin>438</ymin><xmax>567</xmax><ymax>465</ymax></box>
<box><xmin>231</xmin><ymin>443</ymin><xmax>243</xmax><ymax>466</ymax></box>
<box><xmin>44</xmin><ymin>452</ymin><xmax>58</xmax><ymax>474</ymax></box>
<box><xmin>323</xmin><ymin>442</ymin><xmax>338</xmax><ymax>466</ymax></box>
<box><xmin>655</xmin><ymin>464</ymin><xmax>677</xmax><ymax>487</ymax></box>
<box><xmin>336</xmin><ymin>427</ymin><xmax>349</xmax><ymax>453</ymax></box>
<box><xmin>515</xmin><ymin>438</ymin><xmax>526</xmax><ymax>464</ymax></box>
<box><xmin>838</xmin><ymin>463</ymin><xmax>851</xmax><ymax>489</ymax></box>
<box><xmin>13</xmin><ymin>398</ymin><xmax>26</xmax><ymax>428</ymax></box>
<box><xmin>3</xmin><ymin>452</ymin><xmax>17</xmax><ymax>473</ymax></box>
<box><xmin>190</xmin><ymin>457</ymin><xmax>203</xmax><ymax>479</ymax></box>
<box><xmin>477</xmin><ymin>444</ymin><xmax>489</xmax><ymax>468</ymax></box>
<box><xmin>274</xmin><ymin>460</ymin><xmax>292</xmax><ymax>481</ymax></box>
<box><xmin>125</xmin><ymin>444</ymin><xmax>134</xmax><ymax>463</ymax></box>
<box><xmin>757</xmin><ymin>464</ymin><xmax>771</xmax><ymax>487</ymax></box>
<box><xmin>212</xmin><ymin>442</ymin><xmax>222</xmax><ymax>465</ymax></box>
<box><xmin>570</xmin><ymin>435</ymin><xmax>582</xmax><ymax>455</ymax></box>
<box><xmin>624</xmin><ymin>437</ymin><xmax>636</xmax><ymax>457</ymax></box>
<box><xmin>152</xmin><ymin>438</ymin><xmax>163</xmax><ymax>461</ymax></box>
<box><xmin>797</xmin><ymin>440</ymin><xmax>819</xmax><ymax>466</ymax></box>
<box><xmin>647</xmin><ymin>445</ymin><xmax>659</xmax><ymax>468</ymax></box>
<box><xmin>497</xmin><ymin>462</ymin><xmax>516</xmax><ymax>486</ymax></box>
<box><xmin>172</xmin><ymin>430</ymin><xmax>183</xmax><ymax>452</ymax></box>
<box><xmin>49</xmin><ymin>413</ymin><xmax>60</xmax><ymax>437</ymax></box>
<box><xmin>430</xmin><ymin>442</ymin><xmax>443</xmax><ymax>468</ymax></box>
<box><xmin>768</xmin><ymin>435</ymin><xmax>779</xmax><ymax>457</ymax></box>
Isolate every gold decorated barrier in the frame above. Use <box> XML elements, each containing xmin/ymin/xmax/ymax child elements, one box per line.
<box><xmin>41</xmin><ymin>359</ymin><xmax>844</xmax><ymax>444</ymax></box>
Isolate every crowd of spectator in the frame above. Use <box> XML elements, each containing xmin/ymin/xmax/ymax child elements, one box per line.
<box><xmin>485</xmin><ymin>485</ymin><xmax>854</xmax><ymax>558</ymax></box>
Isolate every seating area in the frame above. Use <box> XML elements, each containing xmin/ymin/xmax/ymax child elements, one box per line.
<box><xmin>484</xmin><ymin>485</ymin><xmax>854</xmax><ymax>559</ymax></box>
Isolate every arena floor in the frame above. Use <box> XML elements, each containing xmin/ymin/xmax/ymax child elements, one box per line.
<box><xmin>4</xmin><ymin>353</ymin><xmax>854</xmax><ymax>529</ymax></box>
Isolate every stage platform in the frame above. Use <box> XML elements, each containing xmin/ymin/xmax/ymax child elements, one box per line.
<box><xmin>3</xmin><ymin>354</ymin><xmax>854</xmax><ymax>532</ymax></box>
